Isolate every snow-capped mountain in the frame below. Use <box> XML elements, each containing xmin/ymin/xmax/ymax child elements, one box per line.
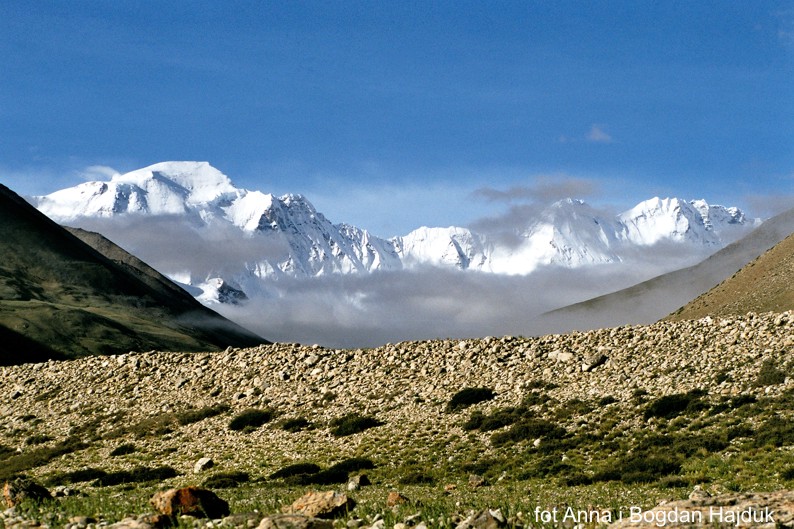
<box><xmin>30</xmin><ymin>161</ymin><xmax>759</xmax><ymax>301</ymax></box>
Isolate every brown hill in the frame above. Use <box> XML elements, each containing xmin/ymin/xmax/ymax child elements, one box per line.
<box><xmin>0</xmin><ymin>183</ymin><xmax>267</xmax><ymax>365</ymax></box>
<box><xmin>667</xmin><ymin>232</ymin><xmax>794</xmax><ymax>321</ymax></box>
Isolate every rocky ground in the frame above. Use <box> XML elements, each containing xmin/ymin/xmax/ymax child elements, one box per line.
<box><xmin>0</xmin><ymin>311</ymin><xmax>792</xmax><ymax>528</ymax></box>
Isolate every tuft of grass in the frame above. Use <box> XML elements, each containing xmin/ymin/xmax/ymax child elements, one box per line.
<box><xmin>0</xmin><ymin>437</ymin><xmax>89</xmax><ymax>480</ymax></box>
<box><xmin>269</xmin><ymin>463</ymin><xmax>322</xmax><ymax>480</ymax></box>
<box><xmin>643</xmin><ymin>390</ymin><xmax>707</xmax><ymax>420</ymax></box>
<box><xmin>47</xmin><ymin>468</ymin><xmax>108</xmax><ymax>486</ymax></box>
<box><xmin>228</xmin><ymin>408</ymin><xmax>276</xmax><ymax>432</ymax></box>
<box><xmin>754</xmin><ymin>360</ymin><xmax>786</xmax><ymax>387</ymax></box>
<box><xmin>202</xmin><ymin>471</ymin><xmax>250</xmax><ymax>489</ymax></box>
<box><xmin>175</xmin><ymin>403</ymin><xmax>230</xmax><ymax>426</ymax></box>
<box><xmin>329</xmin><ymin>413</ymin><xmax>383</xmax><ymax>437</ymax></box>
<box><xmin>109</xmin><ymin>443</ymin><xmax>136</xmax><ymax>457</ymax></box>
<box><xmin>446</xmin><ymin>387</ymin><xmax>496</xmax><ymax>413</ymax></box>
<box><xmin>280</xmin><ymin>417</ymin><xmax>312</xmax><ymax>432</ymax></box>
<box><xmin>491</xmin><ymin>419</ymin><xmax>567</xmax><ymax>447</ymax></box>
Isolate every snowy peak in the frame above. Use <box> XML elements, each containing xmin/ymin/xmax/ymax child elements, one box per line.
<box><xmin>618</xmin><ymin>197</ymin><xmax>756</xmax><ymax>246</ymax></box>
<box><xmin>30</xmin><ymin>162</ymin><xmax>759</xmax><ymax>286</ymax></box>
<box><xmin>33</xmin><ymin>161</ymin><xmax>241</xmax><ymax>221</ymax></box>
<box><xmin>113</xmin><ymin>161</ymin><xmax>238</xmax><ymax>205</ymax></box>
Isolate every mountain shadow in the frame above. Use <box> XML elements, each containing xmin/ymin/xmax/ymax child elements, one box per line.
<box><xmin>0</xmin><ymin>183</ymin><xmax>267</xmax><ymax>364</ymax></box>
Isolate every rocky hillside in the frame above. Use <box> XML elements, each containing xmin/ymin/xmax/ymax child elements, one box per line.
<box><xmin>668</xmin><ymin>233</ymin><xmax>794</xmax><ymax>321</ymax></box>
<box><xmin>0</xmin><ymin>311</ymin><xmax>792</xmax><ymax>527</ymax></box>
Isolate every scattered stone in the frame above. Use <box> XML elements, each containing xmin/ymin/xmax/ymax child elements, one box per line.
<box><xmin>443</xmin><ymin>484</ymin><xmax>457</xmax><ymax>494</ymax></box>
<box><xmin>468</xmin><ymin>474</ymin><xmax>487</xmax><ymax>488</ymax></box>
<box><xmin>194</xmin><ymin>457</ymin><xmax>214</xmax><ymax>473</ymax></box>
<box><xmin>258</xmin><ymin>514</ymin><xmax>333</xmax><ymax>529</ymax></box>
<box><xmin>2</xmin><ymin>478</ymin><xmax>52</xmax><ymax>508</ymax></box>
<box><xmin>347</xmin><ymin>474</ymin><xmax>371</xmax><ymax>491</ymax></box>
<box><xmin>223</xmin><ymin>512</ymin><xmax>264</xmax><ymax>528</ymax></box>
<box><xmin>387</xmin><ymin>492</ymin><xmax>411</xmax><ymax>507</ymax></box>
<box><xmin>454</xmin><ymin>509</ymin><xmax>506</xmax><ymax>529</ymax></box>
<box><xmin>150</xmin><ymin>486</ymin><xmax>230</xmax><ymax>519</ymax></box>
<box><xmin>283</xmin><ymin>491</ymin><xmax>356</xmax><ymax>519</ymax></box>
<box><xmin>582</xmin><ymin>352</ymin><xmax>608</xmax><ymax>372</ymax></box>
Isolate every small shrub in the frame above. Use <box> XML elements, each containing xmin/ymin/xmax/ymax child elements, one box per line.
<box><xmin>269</xmin><ymin>463</ymin><xmax>322</xmax><ymax>479</ymax></box>
<box><xmin>598</xmin><ymin>395</ymin><xmax>617</xmax><ymax>406</ymax></box>
<box><xmin>329</xmin><ymin>414</ymin><xmax>383</xmax><ymax>437</ymax></box>
<box><xmin>0</xmin><ymin>445</ymin><xmax>14</xmax><ymax>461</ymax></box>
<box><xmin>399</xmin><ymin>471</ymin><xmax>434</xmax><ymax>485</ymax></box>
<box><xmin>280</xmin><ymin>417</ymin><xmax>312</xmax><ymax>432</ymax></box>
<box><xmin>491</xmin><ymin>419</ymin><xmax>566</xmax><ymax>447</ymax></box>
<box><xmin>110</xmin><ymin>443</ymin><xmax>136</xmax><ymax>457</ymax></box>
<box><xmin>446</xmin><ymin>387</ymin><xmax>495</xmax><ymax>412</ymax></box>
<box><xmin>327</xmin><ymin>457</ymin><xmax>375</xmax><ymax>475</ymax></box>
<box><xmin>781</xmin><ymin>466</ymin><xmax>794</xmax><ymax>481</ymax></box>
<box><xmin>92</xmin><ymin>466</ymin><xmax>178</xmax><ymax>487</ymax></box>
<box><xmin>752</xmin><ymin>417</ymin><xmax>794</xmax><ymax>448</ymax></box>
<box><xmin>202</xmin><ymin>471</ymin><xmax>249</xmax><ymax>488</ymax></box>
<box><xmin>0</xmin><ymin>437</ymin><xmax>89</xmax><ymax>480</ymax></box>
<box><xmin>643</xmin><ymin>390</ymin><xmax>706</xmax><ymax>420</ymax></box>
<box><xmin>228</xmin><ymin>408</ymin><xmax>276</xmax><ymax>432</ymax></box>
<box><xmin>175</xmin><ymin>404</ymin><xmax>230</xmax><ymax>426</ymax></box>
<box><xmin>289</xmin><ymin>468</ymin><xmax>349</xmax><ymax>485</ymax></box>
<box><xmin>47</xmin><ymin>468</ymin><xmax>108</xmax><ymax>486</ymax></box>
<box><xmin>754</xmin><ymin>360</ymin><xmax>786</xmax><ymax>387</ymax></box>
<box><xmin>25</xmin><ymin>434</ymin><xmax>53</xmax><ymax>446</ymax></box>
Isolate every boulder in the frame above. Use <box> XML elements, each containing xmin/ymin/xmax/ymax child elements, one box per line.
<box><xmin>282</xmin><ymin>491</ymin><xmax>355</xmax><ymax>519</ymax></box>
<box><xmin>150</xmin><ymin>486</ymin><xmax>230</xmax><ymax>519</ymax></box>
<box><xmin>3</xmin><ymin>478</ymin><xmax>52</xmax><ymax>507</ymax></box>
<box><xmin>454</xmin><ymin>509</ymin><xmax>506</xmax><ymax>529</ymax></box>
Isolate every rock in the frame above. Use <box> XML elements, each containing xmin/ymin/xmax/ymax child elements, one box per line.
<box><xmin>582</xmin><ymin>352</ymin><xmax>608</xmax><ymax>372</ymax></box>
<box><xmin>454</xmin><ymin>509</ymin><xmax>506</xmax><ymax>529</ymax></box>
<box><xmin>283</xmin><ymin>491</ymin><xmax>356</xmax><ymax>519</ymax></box>
<box><xmin>347</xmin><ymin>474</ymin><xmax>371</xmax><ymax>491</ymax></box>
<box><xmin>258</xmin><ymin>514</ymin><xmax>333</xmax><ymax>529</ymax></box>
<box><xmin>223</xmin><ymin>512</ymin><xmax>264</xmax><ymax>528</ymax></box>
<box><xmin>150</xmin><ymin>486</ymin><xmax>230</xmax><ymax>519</ymax></box>
<box><xmin>387</xmin><ymin>491</ymin><xmax>411</xmax><ymax>507</ymax></box>
<box><xmin>468</xmin><ymin>474</ymin><xmax>487</xmax><ymax>488</ymax></box>
<box><xmin>108</xmin><ymin>517</ymin><xmax>156</xmax><ymax>529</ymax></box>
<box><xmin>194</xmin><ymin>457</ymin><xmax>214</xmax><ymax>473</ymax></box>
<box><xmin>2</xmin><ymin>478</ymin><xmax>52</xmax><ymax>507</ymax></box>
<box><xmin>444</xmin><ymin>484</ymin><xmax>457</xmax><ymax>493</ymax></box>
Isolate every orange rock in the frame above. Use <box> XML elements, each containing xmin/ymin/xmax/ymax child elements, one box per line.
<box><xmin>150</xmin><ymin>486</ymin><xmax>229</xmax><ymax>519</ymax></box>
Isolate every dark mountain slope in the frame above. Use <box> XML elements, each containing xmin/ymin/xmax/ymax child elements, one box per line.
<box><xmin>538</xmin><ymin>207</ymin><xmax>794</xmax><ymax>332</ymax></box>
<box><xmin>0</xmin><ymin>184</ymin><xmax>266</xmax><ymax>364</ymax></box>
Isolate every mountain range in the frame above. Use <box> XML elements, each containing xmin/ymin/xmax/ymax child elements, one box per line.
<box><xmin>31</xmin><ymin>162</ymin><xmax>759</xmax><ymax>305</ymax></box>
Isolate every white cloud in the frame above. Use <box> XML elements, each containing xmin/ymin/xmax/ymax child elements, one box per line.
<box><xmin>77</xmin><ymin>165</ymin><xmax>121</xmax><ymax>181</ymax></box>
<box><xmin>586</xmin><ymin>124</ymin><xmax>613</xmax><ymax>143</ymax></box>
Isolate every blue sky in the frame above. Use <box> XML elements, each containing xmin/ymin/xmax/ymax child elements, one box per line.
<box><xmin>1</xmin><ymin>1</ymin><xmax>792</xmax><ymax>236</ymax></box>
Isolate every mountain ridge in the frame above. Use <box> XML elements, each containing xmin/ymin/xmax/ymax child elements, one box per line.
<box><xmin>31</xmin><ymin>162</ymin><xmax>759</xmax><ymax>292</ymax></box>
